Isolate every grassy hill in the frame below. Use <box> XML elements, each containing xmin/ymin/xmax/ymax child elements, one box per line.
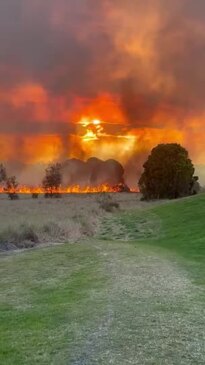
<box><xmin>0</xmin><ymin>194</ymin><xmax>205</xmax><ymax>364</ymax></box>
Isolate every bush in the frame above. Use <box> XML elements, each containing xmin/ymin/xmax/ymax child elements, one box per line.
<box><xmin>19</xmin><ymin>225</ymin><xmax>39</xmax><ymax>243</ymax></box>
<box><xmin>8</xmin><ymin>193</ymin><xmax>19</xmax><ymax>200</ymax></box>
<box><xmin>32</xmin><ymin>193</ymin><xmax>39</xmax><ymax>199</ymax></box>
<box><xmin>0</xmin><ymin>224</ymin><xmax>39</xmax><ymax>250</ymax></box>
<box><xmin>44</xmin><ymin>192</ymin><xmax>62</xmax><ymax>199</ymax></box>
<box><xmin>41</xmin><ymin>222</ymin><xmax>67</xmax><ymax>241</ymax></box>
<box><xmin>98</xmin><ymin>193</ymin><xmax>120</xmax><ymax>212</ymax></box>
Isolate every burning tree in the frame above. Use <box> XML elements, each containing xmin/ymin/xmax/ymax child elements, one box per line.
<box><xmin>6</xmin><ymin>176</ymin><xmax>19</xmax><ymax>200</ymax></box>
<box><xmin>42</xmin><ymin>163</ymin><xmax>62</xmax><ymax>197</ymax></box>
<box><xmin>139</xmin><ymin>143</ymin><xmax>198</xmax><ymax>200</ymax></box>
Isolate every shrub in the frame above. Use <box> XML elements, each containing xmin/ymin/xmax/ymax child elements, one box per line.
<box><xmin>44</xmin><ymin>192</ymin><xmax>62</xmax><ymax>199</ymax></box>
<box><xmin>0</xmin><ymin>224</ymin><xmax>39</xmax><ymax>250</ymax></box>
<box><xmin>41</xmin><ymin>221</ymin><xmax>66</xmax><ymax>241</ymax></box>
<box><xmin>98</xmin><ymin>193</ymin><xmax>120</xmax><ymax>212</ymax></box>
<box><xmin>32</xmin><ymin>193</ymin><xmax>39</xmax><ymax>199</ymax></box>
<box><xmin>8</xmin><ymin>193</ymin><xmax>19</xmax><ymax>200</ymax></box>
<box><xmin>19</xmin><ymin>225</ymin><xmax>39</xmax><ymax>243</ymax></box>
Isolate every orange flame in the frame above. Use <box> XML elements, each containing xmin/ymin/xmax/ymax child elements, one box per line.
<box><xmin>0</xmin><ymin>184</ymin><xmax>138</xmax><ymax>194</ymax></box>
<box><xmin>0</xmin><ymin>86</ymin><xmax>199</xmax><ymax>171</ymax></box>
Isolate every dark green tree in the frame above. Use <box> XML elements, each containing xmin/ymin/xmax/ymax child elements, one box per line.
<box><xmin>139</xmin><ymin>143</ymin><xmax>198</xmax><ymax>200</ymax></box>
<box><xmin>42</xmin><ymin>163</ymin><xmax>62</xmax><ymax>197</ymax></box>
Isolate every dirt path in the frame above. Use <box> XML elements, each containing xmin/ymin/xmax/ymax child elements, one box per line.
<box><xmin>70</xmin><ymin>242</ymin><xmax>205</xmax><ymax>365</ymax></box>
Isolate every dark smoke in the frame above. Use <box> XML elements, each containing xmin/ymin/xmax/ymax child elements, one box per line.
<box><xmin>1</xmin><ymin>0</ymin><xmax>205</xmax><ymax>129</ymax></box>
<box><xmin>1</xmin><ymin>1</ymin><xmax>205</xmax><ymax>181</ymax></box>
<box><xmin>62</xmin><ymin>158</ymin><xmax>125</xmax><ymax>187</ymax></box>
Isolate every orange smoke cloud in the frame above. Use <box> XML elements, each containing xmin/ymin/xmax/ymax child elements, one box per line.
<box><xmin>0</xmin><ymin>90</ymin><xmax>201</xmax><ymax>167</ymax></box>
<box><xmin>1</xmin><ymin>0</ymin><xmax>205</xmax><ymax>186</ymax></box>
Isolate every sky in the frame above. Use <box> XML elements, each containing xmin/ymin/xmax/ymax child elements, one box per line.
<box><xmin>0</xmin><ymin>0</ymin><xmax>205</xmax><ymax>184</ymax></box>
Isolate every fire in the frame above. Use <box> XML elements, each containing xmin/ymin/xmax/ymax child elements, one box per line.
<box><xmin>0</xmin><ymin>90</ymin><xmax>192</xmax><ymax>168</ymax></box>
<box><xmin>76</xmin><ymin>110</ymin><xmax>138</xmax><ymax>162</ymax></box>
<box><xmin>2</xmin><ymin>1</ymin><xmax>205</xmax><ymax>185</ymax></box>
<box><xmin>78</xmin><ymin>117</ymin><xmax>105</xmax><ymax>142</ymax></box>
<box><xmin>72</xmin><ymin>95</ymin><xmax>185</xmax><ymax>166</ymax></box>
<box><xmin>0</xmin><ymin>183</ymin><xmax>137</xmax><ymax>194</ymax></box>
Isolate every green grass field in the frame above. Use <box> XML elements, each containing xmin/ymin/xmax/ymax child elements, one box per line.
<box><xmin>0</xmin><ymin>194</ymin><xmax>205</xmax><ymax>364</ymax></box>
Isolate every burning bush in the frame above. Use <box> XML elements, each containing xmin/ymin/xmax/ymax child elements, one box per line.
<box><xmin>112</xmin><ymin>183</ymin><xmax>130</xmax><ymax>192</ymax></box>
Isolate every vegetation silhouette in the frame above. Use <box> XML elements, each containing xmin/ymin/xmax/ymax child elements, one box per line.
<box><xmin>139</xmin><ymin>143</ymin><xmax>199</xmax><ymax>200</ymax></box>
<box><xmin>42</xmin><ymin>163</ymin><xmax>62</xmax><ymax>198</ymax></box>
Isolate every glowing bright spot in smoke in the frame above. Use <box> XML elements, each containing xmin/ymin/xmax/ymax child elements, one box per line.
<box><xmin>78</xmin><ymin>117</ymin><xmax>104</xmax><ymax>142</ymax></box>
<box><xmin>93</xmin><ymin>119</ymin><xmax>101</xmax><ymax>125</ymax></box>
<box><xmin>78</xmin><ymin>117</ymin><xmax>90</xmax><ymax>127</ymax></box>
<box><xmin>83</xmin><ymin>129</ymin><xmax>99</xmax><ymax>142</ymax></box>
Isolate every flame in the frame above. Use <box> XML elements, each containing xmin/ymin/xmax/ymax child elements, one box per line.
<box><xmin>0</xmin><ymin>183</ymin><xmax>138</xmax><ymax>194</ymax></box>
<box><xmin>75</xmin><ymin>111</ymin><xmax>139</xmax><ymax>163</ymax></box>
<box><xmin>2</xmin><ymin>1</ymin><xmax>205</xmax><ymax>177</ymax></box>
<box><xmin>0</xmin><ymin>87</ymin><xmax>204</xmax><ymax>170</ymax></box>
<box><xmin>78</xmin><ymin>117</ymin><xmax>105</xmax><ymax>142</ymax></box>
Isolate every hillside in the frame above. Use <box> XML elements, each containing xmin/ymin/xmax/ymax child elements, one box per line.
<box><xmin>0</xmin><ymin>194</ymin><xmax>205</xmax><ymax>364</ymax></box>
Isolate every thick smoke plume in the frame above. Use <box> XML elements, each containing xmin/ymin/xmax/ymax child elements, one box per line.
<box><xmin>62</xmin><ymin>158</ymin><xmax>124</xmax><ymax>187</ymax></box>
<box><xmin>1</xmin><ymin>1</ymin><xmax>205</xmax><ymax>184</ymax></box>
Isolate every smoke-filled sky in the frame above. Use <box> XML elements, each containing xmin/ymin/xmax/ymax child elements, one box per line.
<box><xmin>1</xmin><ymin>0</ymin><xmax>205</xmax><ymax>184</ymax></box>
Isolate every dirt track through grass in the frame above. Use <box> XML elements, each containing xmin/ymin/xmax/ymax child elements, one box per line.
<box><xmin>70</xmin><ymin>242</ymin><xmax>205</xmax><ymax>365</ymax></box>
<box><xmin>1</xmin><ymin>194</ymin><xmax>205</xmax><ymax>364</ymax></box>
<box><xmin>1</xmin><ymin>240</ymin><xmax>205</xmax><ymax>365</ymax></box>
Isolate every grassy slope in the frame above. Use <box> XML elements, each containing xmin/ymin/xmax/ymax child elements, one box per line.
<box><xmin>100</xmin><ymin>194</ymin><xmax>205</xmax><ymax>285</ymax></box>
<box><xmin>0</xmin><ymin>194</ymin><xmax>205</xmax><ymax>364</ymax></box>
<box><xmin>151</xmin><ymin>195</ymin><xmax>205</xmax><ymax>285</ymax></box>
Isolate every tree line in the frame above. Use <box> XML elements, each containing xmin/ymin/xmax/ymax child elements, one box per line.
<box><xmin>0</xmin><ymin>163</ymin><xmax>62</xmax><ymax>199</ymax></box>
<box><xmin>0</xmin><ymin>143</ymin><xmax>200</xmax><ymax>200</ymax></box>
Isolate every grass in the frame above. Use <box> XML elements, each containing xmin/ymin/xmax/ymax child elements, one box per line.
<box><xmin>0</xmin><ymin>193</ymin><xmax>205</xmax><ymax>364</ymax></box>
<box><xmin>98</xmin><ymin>194</ymin><xmax>205</xmax><ymax>285</ymax></box>
<box><xmin>0</xmin><ymin>244</ymin><xmax>108</xmax><ymax>364</ymax></box>
<box><xmin>151</xmin><ymin>195</ymin><xmax>205</xmax><ymax>286</ymax></box>
<box><xmin>0</xmin><ymin>193</ymin><xmax>140</xmax><ymax>249</ymax></box>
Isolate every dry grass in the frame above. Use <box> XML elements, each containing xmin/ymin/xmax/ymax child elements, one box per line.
<box><xmin>0</xmin><ymin>193</ymin><xmax>151</xmax><ymax>250</ymax></box>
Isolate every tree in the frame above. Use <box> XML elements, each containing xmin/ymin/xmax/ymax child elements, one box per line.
<box><xmin>6</xmin><ymin>176</ymin><xmax>19</xmax><ymax>200</ymax></box>
<box><xmin>42</xmin><ymin>163</ymin><xmax>62</xmax><ymax>197</ymax></box>
<box><xmin>139</xmin><ymin>143</ymin><xmax>198</xmax><ymax>200</ymax></box>
<box><xmin>0</xmin><ymin>164</ymin><xmax>6</xmax><ymax>183</ymax></box>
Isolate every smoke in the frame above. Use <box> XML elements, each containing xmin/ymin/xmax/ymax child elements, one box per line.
<box><xmin>62</xmin><ymin>158</ymin><xmax>124</xmax><ymax>187</ymax></box>
<box><xmin>1</xmin><ymin>1</ymin><xmax>205</xmax><ymax>182</ymax></box>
